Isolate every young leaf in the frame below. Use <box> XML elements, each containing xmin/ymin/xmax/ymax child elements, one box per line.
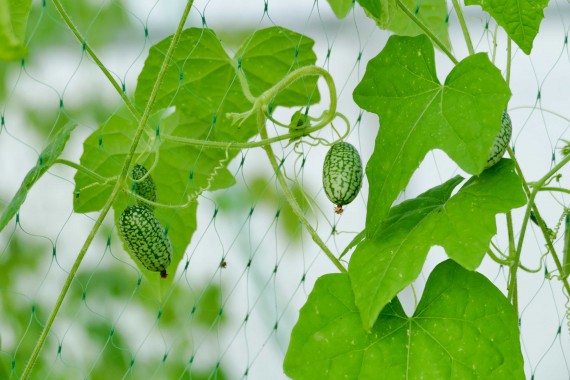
<box><xmin>236</xmin><ymin>26</ymin><xmax>320</xmax><ymax>106</ymax></box>
<box><xmin>326</xmin><ymin>0</ymin><xmax>353</xmax><ymax>18</ymax></box>
<box><xmin>0</xmin><ymin>123</ymin><xmax>76</xmax><ymax>232</ymax></box>
<box><xmin>0</xmin><ymin>0</ymin><xmax>32</xmax><ymax>61</ymax></box>
<box><xmin>465</xmin><ymin>0</ymin><xmax>549</xmax><ymax>55</ymax></box>
<box><xmin>353</xmin><ymin>35</ymin><xmax>511</xmax><ymax>234</ymax></box>
<box><xmin>357</xmin><ymin>0</ymin><xmax>450</xmax><ymax>50</ymax></box>
<box><xmin>349</xmin><ymin>159</ymin><xmax>526</xmax><ymax>330</ymax></box>
<box><xmin>284</xmin><ymin>260</ymin><xmax>525</xmax><ymax>379</ymax></box>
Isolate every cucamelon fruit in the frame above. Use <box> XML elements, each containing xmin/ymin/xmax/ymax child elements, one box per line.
<box><xmin>118</xmin><ymin>205</ymin><xmax>172</xmax><ymax>278</ymax></box>
<box><xmin>131</xmin><ymin>164</ymin><xmax>157</xmax><ymax>210</ymax></box>
<box><xmin>322</xmin><ymin>142</ymin><xmax>363</xmax><ymax>214</ymax></box>
<box><xmin>485</xmin><ymin>111</ymin><xmax>512</xmax><ymax>169</ymax></box>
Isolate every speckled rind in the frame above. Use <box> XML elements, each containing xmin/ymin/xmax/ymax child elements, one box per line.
<box><xmin>131</xmin><ymin>164</ymin><xmax>157</xmax><ymax>210</ymax></box>
<box><xmin>486</xmin><ymin>111</ymin><xmax>512</xmax><ymax>169</ymax></box>
<box><xmin>118</xmin><ymin>205</ymin><xmax>172</xmax><ymax>273</ymax></box>
<box><xmin>323</xmin><ymin>142</ymin><xmax>363</xmax><ymax>207</ymax></box>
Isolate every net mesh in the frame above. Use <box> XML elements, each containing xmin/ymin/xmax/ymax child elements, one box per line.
<box><xmin>0</xmin><ymin>0</ymin><xmax>569</xmax><ymax>378</ymax></box>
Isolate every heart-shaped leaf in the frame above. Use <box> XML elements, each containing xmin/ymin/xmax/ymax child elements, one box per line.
<box><xmin>284</xmin><ymin>260</ymin><xmax>525</xmax><ymax>379</ymax></box>
<box><xmin>353</xmin><ymin>35</ymin><xmax>511</xmax><ymax>234</ymax></box>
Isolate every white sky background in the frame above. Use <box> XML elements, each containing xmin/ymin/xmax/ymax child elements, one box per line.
<box><xmin>1</xmin><ymin>0</ymin><xmax>569</xmax><ymax>378</ymax></box>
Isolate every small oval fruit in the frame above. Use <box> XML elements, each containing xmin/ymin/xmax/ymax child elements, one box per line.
<box><xmin>485</xmin><ymin>111</ymin><xmax>512</xmax><ymax>169</ymax></box>
<box><xmin>322</xmin><ymin>142</ymin><xmax>363</xmax><ymax>214</ymax></box>
<box><xmin>131</xmin><ymin>164</ymin><xmax>157</xmax><ymax>210</ymax></box>
<box><xmin>118</xmin><ymin>205</ymin><xmax>172</xmax><ymax>278</ymax></box>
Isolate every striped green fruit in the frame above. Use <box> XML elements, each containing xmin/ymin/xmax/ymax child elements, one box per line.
<box><xmin>131</xmin><ymin>164</ymin><xmax>157</xmax><ymax>210</ymax></box>
<box><xmin>322</xmin><ymin>142</ymin><xmax>363</xmax><ymax>214</ymax></box>
<box><xmin>118</xmin><ymin>205</ymin><xmax>172</xmax><ymax>278</ymax></box>
<box><xmin>485</xmin><ymin>111</ymin><xmax>512</xmax><ymax>169</ymax></box>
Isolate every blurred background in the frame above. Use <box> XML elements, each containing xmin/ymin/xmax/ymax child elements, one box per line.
<box><xmin>0</xmin><ymin>0</ymin><xmax>569</xmax><ymax>378</ymax></box>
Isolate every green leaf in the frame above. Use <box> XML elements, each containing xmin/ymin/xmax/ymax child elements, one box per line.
<box><xmin>135</xmin><ymin>28</ymin><xmax>238</xmax><ymax>116</ymax></box>
<box><xmin>465</xmin><ymin>0</ymin><xmax>549</xmax><ymax>55</ymax></box>
<box><xmin>348</xmin><ymin>159</ymin><xmax>526</xmax><ymax>330</ymax></box>
<box><xmin>326</xmin><ymin>0</ymin><xmax>354</xmax><ymax>19</ymax></box>
<box><xmin>0</xmin><ymin>0</ymin><xmax>32</xmax><ymax>60</ymax></box>
<box><xmin>0</xmin><ymin>122</ymin><xmax>76</xmax><ymax>232</ymax></box>
<box><xmin>284</xmin><ymin>260</ymin><xmax>525</xmax><ymax>379</ymax></box>
<box><xmin>353</xmin><ymin>35</ymin><xmax>511</xmax><ymax>233</ymax></box>
<box><xmin>236</xmin><ymin>26</ymin><xmax>320</xmax><ymax>107</ymax></box>
<box><xmin>135</xmin><ymin>27</ymin><xmax>319</xmax><ymax>116</ymax></box>
<box><xmin>357</xmin><ymin>0</ymin><xmax>450</xmax><ymax>50</ymax></box>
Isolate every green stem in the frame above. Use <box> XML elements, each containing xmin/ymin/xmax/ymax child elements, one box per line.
<box><xmin>160</xmin><ymin>121</ymin><xmax>330</xmax><ymax>149</ymax></box>
<box><xmin>487</xmin><ymin>249</ymin><xmax>510</xmax><ymax>265</ymax></box>
<box><xmin>395</xmin><ymin>0</ymin><xmax>458</xmax><ymax>65</ymax></box>
<box><xmin>21</xmin><ymin>2</ymin><xmax>195</xmax><ymax>377</ymax></box>
<box><xmin>508</xmin><ymin>147</ymin><xmax>570</xmax><ymax>308</ymax></box>
<box><xmin>54</xmin><ymin>159</ymin><xmax>108</xmax><ymax>183</ymax></box>
<box><xmin>452</xmin><ymin>0</ymin><xmax>474</xmax><ymax>55</ymax></box>
<box><xmin>506</xmin><ymin>211</ymin><xmax>518</xmax><ymax>307</ymax></box>
<box><xmin>51</xmin><ymin>0</ymin><xmax>141</xmax><ymax>121</ymax></box>
<box><xmin>506</xmin><ymin>38</ymin><xmax>512</xmax><ymax>86</ymax></box>
<box><xmin>488</xmin><ymin>247</ymin><xmax>542</xmax><ymax>273</ymax></box>
<box><xmin>506</xmin><ymin>212</ymin><xmax>516</xmax><ymax>259</ymax></box>
<box><xmin>539</xmin><ymin>187</ymin><xmax>570</xmax><ymax>195</ymax></box>
<box><xmin>235</xmin><ymin>64</ymin><xmax>256</xmax><ymax>104</ymax></box>
<box><xmin>258</xmin><ymin>110</ymin><xmax>346</xmax><ymax>273</ymax></box>
<box><xmin>229</xmin><ymin>65</ymin><xmax>337</xmax><ymax>128</ymax></box>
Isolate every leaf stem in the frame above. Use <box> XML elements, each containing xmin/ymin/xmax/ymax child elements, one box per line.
<box><xmin>258</xmin><ymin>110</ymin><xmax>346</xmax><ymax>273</ymax></box>
<box><xmin>487</xmin><ymin>249</ymin><xmax>510</xmax><ymax>265</ymax></box>
<box><xmin>229</xmin><ymin>65</ymin><xmax>337</xmax><ymax>128</ymax></box>
<box><xmin>54</xmin><ymin>159</ymin><xmax>108</xmax><ymax>183</ymax></box>
<box><xmin>508</xmin><ymin>147</ymin><xmax>570</xmax><ymax>308</ymax></box>
<box><xmin>160</xmin><ymin>121</ymin><xmax>330</xmax><ymax>149</ymax></box>
<box><xmin>506</xmin><ymin>211</ymin><xmax>516</xmax><ymax>260</ymax></box>
<box><xmin>50</xmin><ymin>0</ymin><xmax>141</xmax><ymax>121</ymax></box>
<box><xmin>452</xmin><ymin>0</ymin><xmax>474</xmax><ymax>55</ymax></box>
<box><xmin>21</xmin><ymin>1</ymin><xmax>195</xmax><ymax>377</ymax></box>
<box><xmin>539</xmin><ymin>186</ymin><xmax>570</xmax><ymax>195</ymax></box>
<box><xmin>395</xmin><ymin>0</ymin><xmax>458</xmax><ymax>65</ymax></box>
